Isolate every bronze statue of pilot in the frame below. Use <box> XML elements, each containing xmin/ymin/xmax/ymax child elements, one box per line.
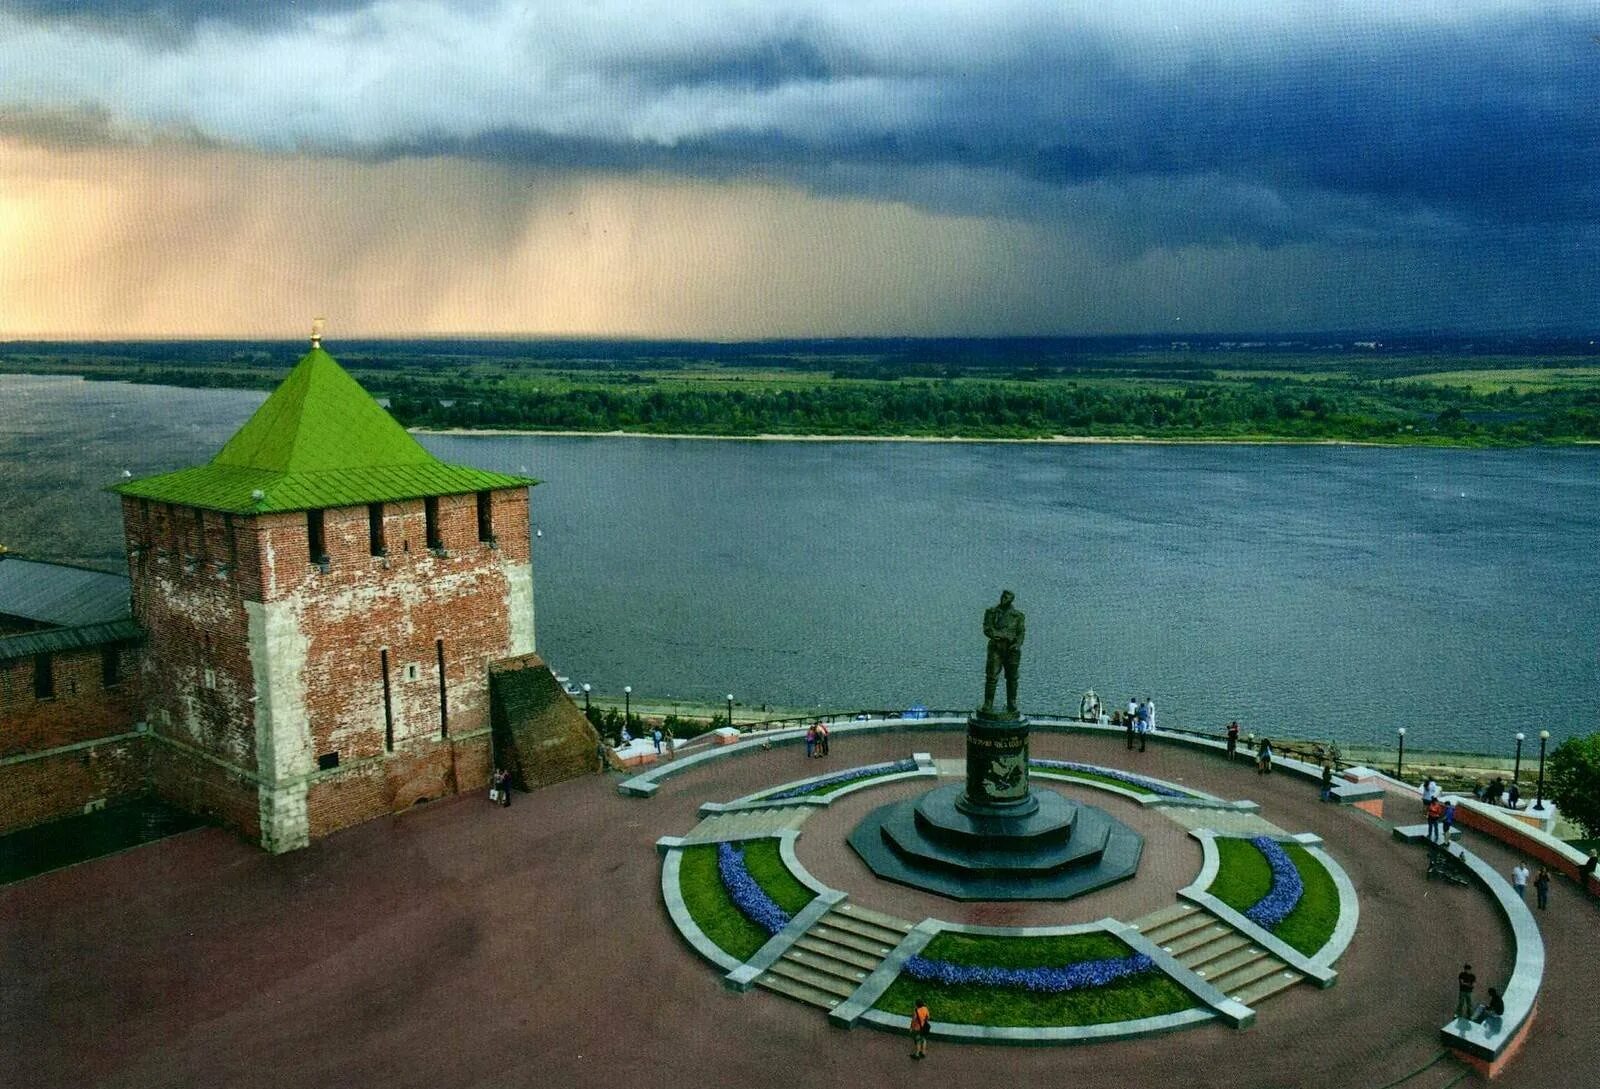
<box><xmin>981</xmin><ymin>590</ymin><xmax>1025</xmax><ymax>715</ymax></box>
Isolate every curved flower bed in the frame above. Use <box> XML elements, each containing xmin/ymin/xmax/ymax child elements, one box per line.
<box><xmin>716</xmin><ymin>842</ymin><xmax>792</xmax><ymax>935</ymax></box>
<box><xmin>763</xmin><ymin>758</ymin><xmax>919</xmax><ymax>801</ymax></box>
<box><xmin>1242</xmin><ymin>835</ymin><xmax>1305</xmax><ymax>928</ymax></box>
<box><xmin>1028</xmin><ymin>759</ymin><xmax>1192</xmax><ymax>799</ymax></box>
<box><xmin>903</xmin><ymin>952</ymin><xmax>1156</xmax><ymax>992</ymax></box>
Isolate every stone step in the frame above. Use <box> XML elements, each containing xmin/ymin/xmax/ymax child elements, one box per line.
<box><xmin>792</xmin><ymin>935</ymin><xmax>882</xmax><ymax>972</ymax></box>
<box><xmin>1212</xmin><ymin>956</ymin><xmax>1290</xmax><ymax>998</ymax></box>
<box><xmin>781</xmin><ymin>946</ymin><xmax>872</xmax><ymax>987</ymax></box>
<box><xmin>764</xmin><ymin>957</ymin><xmax>860</xmax><ymax>998</ymax></box>
<box><xmin>1131</xmin><ymin>902</ymin><xmax>1199</xmax><ymax>933</ymax></box>
<box><xmin>834</xmin><ymin>901</ymin><xmax>913</xmax><ymax>933</ymax></box>
<box><xmin>1145</xmin><ymin>910</ymin><xmax>1218</xmax><ymax>946</ymax></box>
<box><xmin>807</xmin><ymin>923</ymin><xmax>900</xmax><ymax>959</ymax></box>
<box><xmin>1233</xmin><ymin>969</ymin><xmax>1304</xmax><ymax>1007</ymax></box>
<box><xmin>1185</xmin><ymin>938</ymin><xmax>1260</xmax><ymax>977</ymax></box>
<box><xmin>821</xmin><ymin>911</ymin><xmax>909</xmax><ymax>947</ymax></box>
<box><xmin>755</xmin><ymin>970</ymin><xmax>843</xmax><ymax>1010</ymax></box>
<box><xmin>1161</xmin><ymin>922</ymin><xmax>1234</xmax><ymax>957</ymax></box>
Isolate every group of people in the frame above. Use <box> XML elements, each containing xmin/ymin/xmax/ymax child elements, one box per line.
<box><xmin>1509</xmin><ymin>860</ymin><xmax>1554</xmax><ymax>910</ymax></box>
<box><xmin>1455</xmin><ymin>963</ymin><xmax>1505</xmax><ymax>1027</ymax></box>
<box><xmin>804</xmin><ymin>721</ymin><xmax>831</xmax><ymax>758</ymax></box>
<box><xmin>1121</xmin><ymin>697</ymin><xmax>1156</xmax><ymax>752</ymax></box>
<box><xmin>1421</xmin><ymin>780</ymin><xmax>1458</xmax><ymax>844</ymax></box>
<box><xmin>1475</xmin><ymin>776</ymin><xmax>1523</xmax><ymax>809</ymax></box>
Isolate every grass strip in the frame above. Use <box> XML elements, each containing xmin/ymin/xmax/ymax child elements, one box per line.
<box><xmin>1030</xmin><ymin>768</ymin><xmax>1160</xmax><ymax>798</ymax></box>
<box><xmin>799</xmin><ymin>768</ymin><xmax>913</xmax><ymax>797</ymax></box>
<box><xmin>874</xmin><ymin>932</ymin><xmax>1197</xmax><ymax>1027</ymax></box>
<box><xmin>1208</xmin><ymin>838</ymin><xmax>1340</xmax><ymax>957</ymax></box>
<box><xmin>677</xmin><ymin>840</ymin><xmax>815</xmax><ymax>961</ymax></box>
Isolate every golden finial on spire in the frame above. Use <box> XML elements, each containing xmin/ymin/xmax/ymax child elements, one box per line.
<box><xmin>310</xmin><ymin>316</ymin><xmax>326</xmax><ymax>349</ymax></box>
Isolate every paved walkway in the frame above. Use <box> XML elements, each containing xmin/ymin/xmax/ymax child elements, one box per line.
<box><xmin>1</xmin><ymin>730</ymin><xmax>1594</xmax><ymax>1089</ymax></box>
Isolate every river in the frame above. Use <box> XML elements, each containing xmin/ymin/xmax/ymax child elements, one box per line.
<box><xmin>1</xmin><ymin>373</ymin><xmax>1595</xmax><ymax>754</ymax></box>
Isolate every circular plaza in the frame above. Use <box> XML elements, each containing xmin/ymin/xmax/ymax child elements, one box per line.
<box><xmin>3</xmin><ymin>719</ymin><xmax>1593</xmax><ymax>1089</ymax></box>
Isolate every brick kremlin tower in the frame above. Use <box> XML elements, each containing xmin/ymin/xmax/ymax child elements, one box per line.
<box><xmin>114</xmin><ymin>329</ymin><xmax>539</xmax><ymax>851</ymax></box>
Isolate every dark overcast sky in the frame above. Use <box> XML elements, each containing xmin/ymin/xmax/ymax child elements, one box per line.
<box><xmin>2</xmin><ymin>1</ymin><xmax>1597</xmax><ymax>337</ymax></box>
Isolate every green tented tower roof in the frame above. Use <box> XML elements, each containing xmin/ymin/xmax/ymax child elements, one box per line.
<box><xmin>114</xmin><ymin>345</ymin><xmax>536</xmax><ymax>513</ymax></box>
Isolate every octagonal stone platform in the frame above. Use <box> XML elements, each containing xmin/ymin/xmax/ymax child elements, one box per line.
<box><xmin>848</xmin><ymin>782</ymin><xmax>1144</xmax><ymax>901</ymax></box>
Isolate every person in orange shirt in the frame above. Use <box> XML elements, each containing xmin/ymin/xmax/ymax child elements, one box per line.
<box><xmin>908</xmin><ymin>999</ymin><xmax>931</xmax><ymax>1060</ymax></box>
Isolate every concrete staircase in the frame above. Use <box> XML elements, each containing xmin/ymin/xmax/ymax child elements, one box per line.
<box><xmin>680</xmin><ymin>807</ymin><xmax>810</xmax><ymax>844</ymax></box>
<box><xmin>1131</xmin><ymin>902</ymin><xmax>1304</xmax><ymax>1007</ymax></box>
<box><xmin>755</xmin><ymin>902</ymin><xmax>913</xmax><ymax>1010</ymax></box>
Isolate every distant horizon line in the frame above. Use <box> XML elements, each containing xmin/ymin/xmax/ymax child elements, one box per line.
<box><xmin>4</xmin><ymin>331</ymin><xmax>1598</xmax><ymax>346</ymax></box>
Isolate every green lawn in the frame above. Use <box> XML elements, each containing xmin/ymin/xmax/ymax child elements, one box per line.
<box><xmin>874</xmin><ymin>931</ymin><xmax>1197</xmax><ymax>1027</ymax></box>
<box><xmin>1030</xmin><ymin>767</ymin><xmax>1160</xmax><ymax>798</ymax></box>
<box><xmin>1208</xmin><ymin>838</ymin><xmax>1340</xmax><ymax>957</ymax></box>
<box><xmin>677</xmin><ymin>840</ymin><xmax>816</xmax><ymax>961</ymax></box>
<box><xmin>794</xmin><ymin>767</ymin><xmax>915</xmax><ymax>797</ymax></box>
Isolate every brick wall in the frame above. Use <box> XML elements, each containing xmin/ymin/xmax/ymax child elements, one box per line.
<box><xmin>114</xmin><ymin>488</ymin><xmax>531</xmax><ymax>850</ymax></box>
<box><xmin>124</xmin><ymin>498</ymin><xmax>260</xmax><ymax>774</ymax></box>
<box><xmin>0</xmin><ymin>643</ymin><xmax>143</xmax><ymax>759</ymax></box>
<box><xmin>0</xmin><ymin>736</ymin><xmax>147</xmax><ymax>836</ymax></box>
<box><xmin>146</xmin><ymin>739</ymin><xmax>262</xmax><ymax>842</ymax></box>
<box><xmin>254</xmin><ymin>490</ymin><xmax>528</xmax><ymax>798</ymax></box>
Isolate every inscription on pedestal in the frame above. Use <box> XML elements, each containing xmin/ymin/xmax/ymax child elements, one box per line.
<box><xmin>965</xmin><ymin>716</ymin><xmax>1031</xmax><ymax>806</ymax></box>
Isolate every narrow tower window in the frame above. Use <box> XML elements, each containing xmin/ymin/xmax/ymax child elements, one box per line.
<box><xmin>424</xmin><ymin>497</ymin><xmax>442</xmax><ymax>551</ymax></box>
<box><xmin>34</xmin><ymin>653</ymin><xmax>55</xmax><ymax>699</ymax></box>
<box><xmin>436</xmin><ymin>639</ymin><xmax>449</xmax><ymax>737</ymax></box>
<box><xmin>380</xmin><ymin>649</ymin><xmax>394</xmax><ymax>752</ymax></box>
<box><xmin>368</xmin><ymin>502</ymin><xmax>386</xmax><ymax>556</ymax></box>
<box><xmin>307</xmin><ymin>509</ymin><xmax>327</xmax><ymax>565</ymax></box>
<box><xmin>223</xmin><ymin>512</ymin><xmax>237</xmax><ymax>569</ymax></box>
<box><xmin>476</xmin><ymin>491</ymin><xmax>493</xmax><ymax>543</ymax></box>
<box><xmin>101</xmin><ymin>645</ymin><xmax>120</xmax><ymax>689</ymax></box>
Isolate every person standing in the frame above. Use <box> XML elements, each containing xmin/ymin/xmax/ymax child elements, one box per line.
<box><xmin>1426</xmin><ymin>799</ymin><xmax>1445</xmax><ymax>844</ymax></box>
<box><xmin>818</xmin><ymin>722</ymin><xmax>830</xmax><ymax>757</ymax></box>
<box><xmin>1126</xmin><ymin>712</ymin><xmax>1136</xmax><ymax>751</ymax></box>
<box><xmin>1226</xmin><ymin>720</ymin><xmax>1240</xmax><ymax>760</ymax></box>
<box><xmin>1442</xmin><ymin>800</ymin><xmax>1458</xmax><ymax>841</ymax></box>
<box><xmin>493</xmin><ymin>767</ymin><xmax>512</xmax><ymax>808</ymax></box>
<box><xmin>1511</xmin><ymin>862</ymin><xmax>1529</xmax><ymax>902</ymax></box>
<box><xmin>663</xmin><ymin>725</ymin><xmax>676</xmax><ymax>759</ymax></box>
<box><xmin>1534</xmin><ymin>866</ymin><xmax>1551</xmax><ymax>911</ymax></box>
<box><xmin>1321</xmin><ymin>760</ymin><xmax>1335</xmax><ymax>802</ymax></box>
<box><xmin>805</xmin><ymin>725</ymin><xmax>816</xmax><ymax>759</ymax></box>
<box><xmin>1146</xmin><ymin>698</ymin><xmax>1156</xmax><ymax>733</ymax></box>
<box><xmin>652</xmin><ymin>726</ymin><xmax>664</xmax><ymax>756</ymax></box>
<box><xmin>908</xmin><ymin>999</ymin><xmax>931</xmax><ymax>1060</ymax></box>
<box><xmin>1455</xmin><ymin>964</ymin><xmax>1476</xmax><ymax>1022</ymax></box>
<box><xmin>1257</xmin><ymin>738</ymin><xmax>1273</xmax><ymax>775</ymax></box>
<box><xmin>1422</xmin><ymin>778</ymin><xmax>1440</xmax><ymax>813</ymax></box>
<box><xmin>1127</xmin><ymin>697</ymin><xmax>1138</xmax><ymax>728</ymax></box>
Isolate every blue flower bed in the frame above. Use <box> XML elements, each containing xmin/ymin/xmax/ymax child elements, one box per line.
<box><xmin>716</xmin><ymin>842</ymin><xmax>792</xmax><ymax>935</ymax></box>
<box><xmin>1242</xmin><ymin>835</ymin><xmax>1304</xmax><ymax>929</ymax></box>
<box><xmin>903</xmin><ymin>951</ymin><xmax>1156</xmax><ymax>993</ymax></box>
<box><xmin>1028</xmin><ymin>759</ymin><xmax>1191</xmax><ymax>799</ymax></box>
<box><xmin>764</xmin><ymin>758</ymin><xmax>919</xmax><ymax>801</ymax></box>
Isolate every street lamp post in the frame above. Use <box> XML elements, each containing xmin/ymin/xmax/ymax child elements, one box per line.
<box><xmin>727</xmin><ymin>694</ymin><xmax>734</xmax><ymax>732</ymax></box>
<box><xmin>624</xmin><ymin>685</ymin><xmax>632</xmax><ymax>732</ymax></box>
<box><xmin>1513</xmin><ymin>732</ymin><xmax>1524</xmax><ymax>787</ymax></box>
<box><xmin>1535</xmin><ymin>729</ymin><xmax>1550</xmax><ymax>811</ymax></box>
<box><xmin>1396</xmin><ymin>727</ymin><xmax>1406</xmax><ymax>780</ymax></box>
<box><xmin>582</xmin><ymin>683</ymin><xmax>591</xmax><ymax>713</ymax></box>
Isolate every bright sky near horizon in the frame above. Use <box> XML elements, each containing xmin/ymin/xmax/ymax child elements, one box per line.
<box><xmin>1</xmin><ymin>1</ymin><xmax>1596</xmax><ymax>338</ymax></box>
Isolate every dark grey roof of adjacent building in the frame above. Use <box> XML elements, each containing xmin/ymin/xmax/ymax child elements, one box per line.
<box><xmin>0</xmin><ymin>557</ymin><xmax>131</xmax><ymax>627</ymax></box>
<box><xmin>0</xmin><ymin>619</ymin><xmax>143</xmax><ymax>662</ymax></box>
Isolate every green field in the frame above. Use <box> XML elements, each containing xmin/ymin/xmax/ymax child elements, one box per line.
<box><xmin>4</xmin><ymin>339</ymin><xmax>1600</xmax><ymax>445</ymax></box>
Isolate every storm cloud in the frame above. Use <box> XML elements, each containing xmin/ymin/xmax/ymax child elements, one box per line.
<box><xmin>1</xmin><ymin>1</ymin><xmax>1597</xmax><ymax>335</ymax></box>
